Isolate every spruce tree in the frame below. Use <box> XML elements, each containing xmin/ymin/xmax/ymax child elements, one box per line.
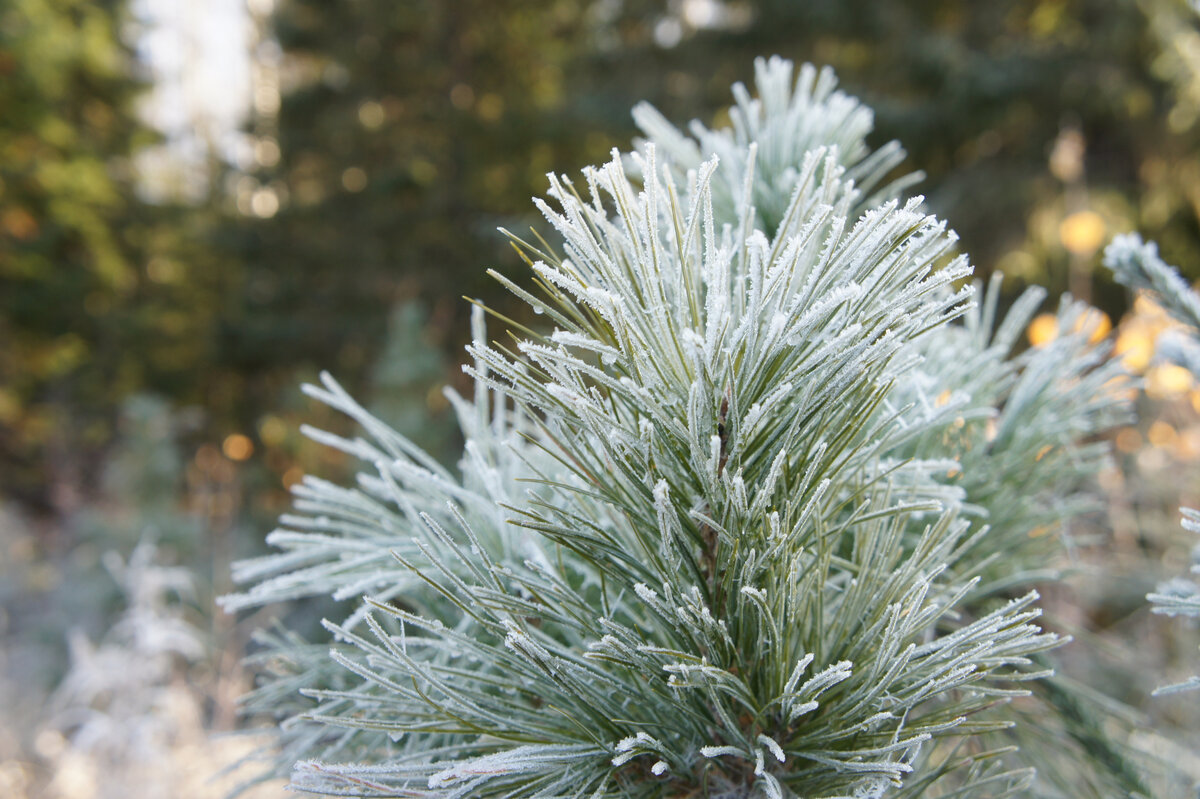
<box><xmin>227</xmin><ymin>57</ymin><xmax>1160</xmax><ymax>796</ymax></box>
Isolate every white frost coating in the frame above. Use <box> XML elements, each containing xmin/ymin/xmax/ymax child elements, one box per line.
<box><xmin>760</xmin><ymin>772</ymin><xmax>784</xmax><ymax>799</ymax></box>
<box><xmin>700</xmin><ymin>745</ymin><xmax>746</xmax><ymax>759</ymax></box>
<box><xmin>707</xmin><ymin>434</ymin><xmax>723</xmax><ymax>481</ymax></box>
<box><xmin>503</xmin><ymin>620</ymin><xmax>555</xmax><ymax>674</ymax></box>
<box><xmin>229</xmin><ymin>53</ymin><xmax>1124</xmax><ymax>799</ymax></box>
<box><xmin>799</xmin><ymin>661</ymin><xmax>854</xmax><ymax>696</ymax></box>
<box><xmin>611</xmin><ymin>732</ymin><xmax>672</xmax><ymax>769</ymax></box>
<box><xmin>740</xmin><ymin>585</ymin><xmax>768</xmax><ymax>602</ymax></box>
<box><xmin>1104</xmin><ymin>232</ymin><xmax>1200</xmax><ymax>330</ymax></box>
<box><xmin>758</xmin><ymin>734</ymin><xmax>786</xmax><ymax>763</ymax></box>
<box><xmin>786</xmin><ymin>700</ymin><xmax>820</xmax><ymax>723</ymax></box>
<box><xmin>428</xmin><ymin>745</ymin><xmax>605</xmax><ymax>788</ymax></box>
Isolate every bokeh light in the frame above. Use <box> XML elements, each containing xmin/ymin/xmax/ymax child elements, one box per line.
<box><xmin>221</xmin><ymin>433</ymin><xmax>255</xmax><ymax>461</ymax></box>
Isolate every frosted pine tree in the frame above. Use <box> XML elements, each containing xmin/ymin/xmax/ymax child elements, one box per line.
<box><xmin>1105</xmin><ymin>234</ymin><xmax>1200</xmax><ymax>698</ymax></box>
<box><xmin>225</xmin><ymin>58</ymin><xmax>1152</xmax><ymax>796</ymax></box>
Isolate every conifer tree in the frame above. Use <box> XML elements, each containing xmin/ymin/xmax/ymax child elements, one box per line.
<box><xmin>227</xmin><ymin>58</ymin><xmax>1158</xmax><ymax>797</ymax></box>
<box><xmin>0</xmin><ymin>0</ymin><xmax>153</xmax><ymax>512</ymax></box>
<box><xmin>1105</xmin><ymin>233</ymin><xmax>1200</xmax><ymax>698</ymax></box>
<box><xmin>0</xmin><ymin>0</ymin><xmax>233</xmax><ymax>518</ymax></box>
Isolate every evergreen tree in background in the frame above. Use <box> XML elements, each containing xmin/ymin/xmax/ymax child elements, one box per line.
<box><xmin>0</xmin><ymin>0</ymin><xmax>232</xmax><ymax>518</ymax></box>
<box><xmin>227</xmin><ymin>58</ymin><xmax>1182</xmax><ymax>797</ymax></box>
<box><xmin>597</xmin><ymin>0</ymin><xmax>1200</xmax><ymax>297</ymax></box>
<box><xmin>228</xmin><ymin>0</ymin><xmax>643</xmax><ymax>401</ymax></box>
<box><xmin>6</xmin><ymin>0</ymin><xmax>1200</xmax><ymax>518</ymax></box>
<box><xmin>0</xmin><ymin>0</ymin><xmax>151</xmax><ymax>514</ymax></box>
<box><xmin>237</xmin><ymin>0</ymin><xmax>1200</xmax><ymax>442</ymax></box>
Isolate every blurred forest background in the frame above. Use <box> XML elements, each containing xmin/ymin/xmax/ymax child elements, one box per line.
<box><xmin>4</xmin><ymin>0</ymin><xmax>1200</xmax><ymax>795</ymax></box>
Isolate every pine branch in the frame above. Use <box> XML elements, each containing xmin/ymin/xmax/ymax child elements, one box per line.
<box><xmin>227</xmin><ymin>57</ymin><xmax>1148</xmax><ymax>798</ymax></box>
<box><xmin>1103</xmin><ymin>235</ymin><xmax>1200</xmax><ymax>699</ymax></box>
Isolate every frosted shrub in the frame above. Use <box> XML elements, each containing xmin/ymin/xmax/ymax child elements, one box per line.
<box><xmin>226</xmin><ymin>58</ymin><xmax>1152</xmax><ymax>797</ymax></box>
<box><xmin>43</xmin><ymin>541</ymin><xmax>204</xmax><ymax>799</ymax></box>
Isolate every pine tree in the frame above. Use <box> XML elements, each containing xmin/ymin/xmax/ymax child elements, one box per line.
<box><xmin>0</xmin><ymin>0</ymin><xmax>153</xmax><ymax>513</ymax></box>
<box><xmin>232</xmin><ymin>0</ymin><xmax>642</xmax><ymax>401</ymax></box>
<box><xmin>0</xmin><ymin>0</ymin><xmax>233</xmax><ymax>520</ymax></box>
<box><xmin>1105</xmin><ymin>233</ymin><xmax>1200</xmax><ymax>698</ymax></box>
<box><xmin>227</xmin><ymin>57</ymin><xmax>1162</xmax><ymax>797</ymax></box>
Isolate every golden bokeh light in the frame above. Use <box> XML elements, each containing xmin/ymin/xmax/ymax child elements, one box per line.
<box><xmin>1176</xmin><ymin>427</ymin><xmax>1200</xmax><ymax>460</ymax></box>
<box><xmin>1114</xmin><ymin>325</ymin><xmax>1155</xmax><ymax>372</ymax></box>
<box><xmin>222</xmin><ymin>433</ymin><xmax>255</xmax><ymax>461</ymax></box>
<box><xmin>1147</xmin><ymin>419</ymin><xmax>1178</xmax><ymax>449</ymax></box>
<box><xmin>1026</xmin><ymin>308</ymin><xmax>1109</xmax><ymax>348</ymax></box>
<box><xmin>341</xmin><ymin>166</ymin><xmax>368</xmax><ymax>192</ymax></box>
<box><xmin>282</xmin><ymin>466</ymin><xmax>305</xmax><ymax>489</ymax></box>
<box><xmin>1027</xmin><ymin>313</ymin><xmax>1059</xmax><ymax>347</ymax></box>
<box><xmin>1145</xmin><ymin>363</ymin><xmax>1193</xmax><ymax>399</ymax></box>
<box><xmin>1058</xmin><ymin>210</ymin><xmax>1107</xmax><ymax>255</ymax></box>
<box><xmin>358</xmin><ymin>100</ymin><xmax>386</xmax><ymax>130</ymax></box>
